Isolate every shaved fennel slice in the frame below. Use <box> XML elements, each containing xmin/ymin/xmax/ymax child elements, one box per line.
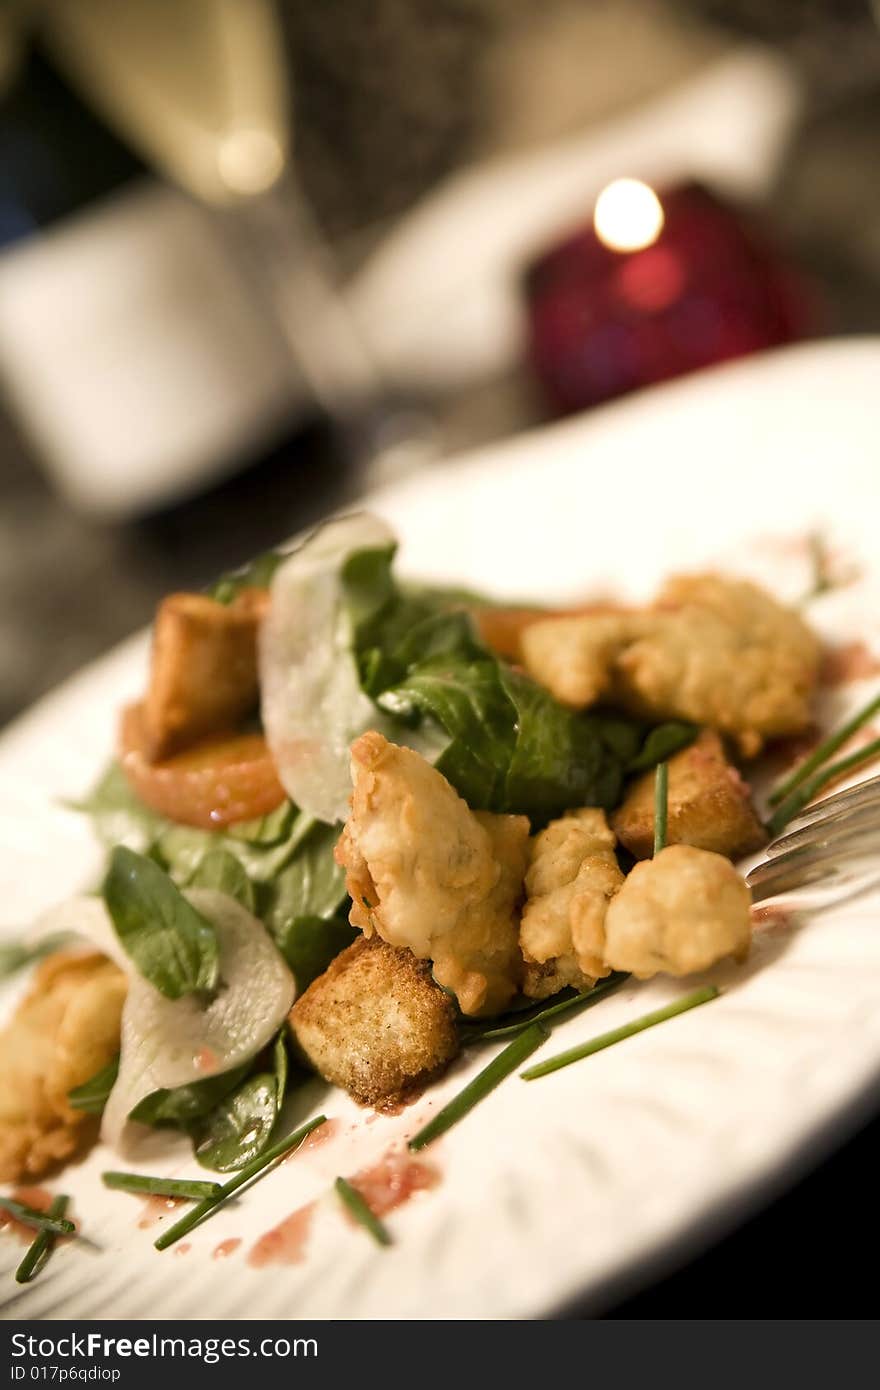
<box><xmin>259</xmin><ymin>512</ymin><xmax>444</xmax><ymax>824</ymax></box>
<box><xmin>59</xmin><ymin>888</ymin><xmax>295</xmax><ymax>1153</ymax></box>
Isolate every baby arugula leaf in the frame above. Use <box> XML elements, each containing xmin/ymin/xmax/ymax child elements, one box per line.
<box><xmin>102</xmin><ymin>847</ymin><xmax>219</xmax><ymax>1000</ymax></box>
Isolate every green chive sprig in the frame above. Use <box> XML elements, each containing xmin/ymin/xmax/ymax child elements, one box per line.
<box><xmin>521</xmin><ymin>986</ymin><xmax>719</xmax><ymax>1080</ymax></box>
<box><xmin>0</xmin><ymin>1196</ymin><xmax>75</xmax><ymax>1238</ymax></box>
<box><xmin>653</xmin><ymin>761</ymin><xmax>669</xmax><ymax>855</ymax></box>
<box><xmin>154</xmin><ymin>1115</ymin><xmax>327</xmax><ymax>1251</ymax></box>
<box><xmin>767</xmin><ymin>734</ymin><xmax>880</xmax><ymax>838</ymax></box>
<box><xmin>334</xmin><ymin>1177</ymin><xmax>391</xmax><ymax>1248</ymax></box>
<box><xmin>102</xmin><ymin>1172</ymin><xmax>222</xmax><ymax>1201</ymax></box>
<box><xmin>15</xmin><ymin>1195</ymin><xmax>70</xmax><ymax>1284</ymax></box>
<box><xmin>461</xmin><ymin>973</ymin><xmax>628</xmax><ymax>1043</ymax></box>
<box><xmin>408</xmin><ymin>1023</ymin><xmax>548</xmax><ymax>1152</ymax></box>
<box><xmin>767</xmin><ymin>691</ymin><xmax>880</xmax><ymax>810</ymax></box>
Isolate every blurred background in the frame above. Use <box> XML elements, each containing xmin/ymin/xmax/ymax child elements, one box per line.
<box><xmin>1</xmin><ymin>0</ymin><xmax>880</xmax><ymax>1316</ymax></box>
<box><xmin>2</xmin><ymin>0</ymin><xmax>880</xmax><ymax>731</ymax></box>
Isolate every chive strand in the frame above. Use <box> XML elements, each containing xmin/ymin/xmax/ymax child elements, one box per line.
<box><xmin>408</xmin><ymin>1023</ymin><xmax>548</xmax><ymax>1152</ymax></box>
<box><xmin>334</xmin><ymin>1177</ymin><xmax>392</xmax><ymax>1248</ymax></box>
<box><xmin>767</xmin><ymin>691</ymin><xmax>880</xmax><ymax>808</ymax></box>
<box><xmin>102</xmin><ymin>1172</ymin><xmax>222</xmax><ymax>1201</ymax></box>
<box><xmin>0</xmin><ymin>1197</ymin><xmax>75</xmax><ymax>1237</ymax></box>
<box><xmin>653</xmin><ymin>761</ymin><xmax>669</xmax><ymax>855</ymax></box>
<box><xmin>15</xmin><ymin>1195</ymin><xmax>70</xmax><ymax>1284</ymax></box>
<box><xmin>154</xmin><ymin>1115</ymin><xmax>327</xmax><ymax>1251</ymax></box>
<box><xmin>767</xmin><ymin>735</ymin><xmax>880</xmax><ymax>837</ymax></box>
<box><xmin>462</xmin><ymin>973</ymin><xmax>628</xmax><ymax>1043</ymax></box>
<box><xmin>521</xmin><ymin>986</ymin><xmax>719</xmax><ymax>1080</ymax></box>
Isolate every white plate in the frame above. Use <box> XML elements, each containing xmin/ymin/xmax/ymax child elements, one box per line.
<box><xmin>2</xmin><ymin>338</ymin><xmax>880</xmax><ymax>1320</ymax></box>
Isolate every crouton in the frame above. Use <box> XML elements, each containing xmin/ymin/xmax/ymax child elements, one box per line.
<box><xmin>520</xmin><ymin>809</ymin><xmax>622</xmax><ymax>998</ymax></box>
<box><xmin>143</xmin><ymin>587</ymin><xmax>269</xmax><ymax>759</ymax></box>
<box><xmin>336</xmin><ymin>731</ymin><xmax>529</xmax><ymax>1017</ymax></box>
<box><xmin>603</xmin><ymin>844</ymin><xmax>752</xmax><ymax>978</ymax></box>
<box><xmin>612</xmin><ymin>730</ymin><xmax>767</xmax><ymax>861</ymax></box>
<box><xmin>0</xmin><ymin>951</ymin><xmax>126</xmax><ymax>1181</ymax></box>
<box><xmin>289</xmin><ymin>936</ymin><xmax>459</xmax><ymax>1107</ymax></box>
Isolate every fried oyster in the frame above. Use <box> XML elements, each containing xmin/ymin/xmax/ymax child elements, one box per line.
<box><xmin>603</xmin><ymin>844</ymin><xmax>752</xmax><ymax>979</ymax></box>
<box><xmin>519</xmin><ymin>809</ymin><xmax>623</xmax><ymax>999</ymax></box>
<box><xmin>335</xmin><ymin>731</ymin><xmax>530</xmax><ymax>1017</ymax></box>
<box><xmin>0</xmin><ymin>951</ymin><xmax>126</xmax><ymax>1182</ymax></box>
<box><xmin>521</xmin><ymin>573</ymin><xmax>820</xmax><ymax>757</ymax></box>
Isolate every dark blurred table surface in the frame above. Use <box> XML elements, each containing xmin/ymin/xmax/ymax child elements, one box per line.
<box><xmin>2</xmin><ymin>401</ymin><xmax>880</xmax><ymax>1319</ymax></box>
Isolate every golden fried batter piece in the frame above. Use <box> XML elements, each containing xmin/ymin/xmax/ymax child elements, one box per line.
<box><xmin>289</xmin><ymin>936</ymin><xmax>459</xmax><ymax>1107</ymax></box>
<box><xmin>603</xmin><ymin>845</ymin><xmax>751</xmax><ymax>979</ymax></box>
<box><xmin>0</xmin><ymin>951</ymin><xmax>126</xmax><ymax>1181</ymax></box>
<box><xmin>521</xmin><ymin>574</ymin><xmax>820</xmax><ymax>756</ymax></box>
<box><xmin>143</xmin><ymin>587</ymin><xmax>269</xmax><ymax>760</ymax></box>
<box><xmin>336</xmin><ymin>731</ymin><xmax>529</xmax><ymax>1016</ymax></box>
<box><xmin>612</xmin><ymin>730</ymin><xmax>767</xmax><ymax>861</ymax></box>
<box><xmin>520</xmin><ymin>810</ymin><xmax>622</xmax><ymax>999</ymax></box>
<box><xmin>520</xmin><ymin>613</ymin><xmax>641</xmax><ymax>709</ymax></box>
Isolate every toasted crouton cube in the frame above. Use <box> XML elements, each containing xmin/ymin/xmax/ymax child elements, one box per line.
<box><xmin>611</xmin><ymin>730</ymin><xmax>767</xmax><ymax>861</ymax></box>
<box><xmin>143</xmin><ymin>588</ymin><xmax>269</xmax><ymax>759</ymax></box>
<box><xmin>289</xmin><ymin>936</ymin><xmax>459</xmax><ymax>1108</ymax></box>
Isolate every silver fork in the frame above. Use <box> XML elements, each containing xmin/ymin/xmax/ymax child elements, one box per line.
<box><xmin>746</xmin><ymin>774</ymin><xmax>880</xmax><ymax>908</ymax></box>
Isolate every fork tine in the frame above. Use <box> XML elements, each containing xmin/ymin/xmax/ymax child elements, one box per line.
<box><xmin>777</xmin><ymin>772</ymin><xmax>880</xmax><ymax>835</ymax></box>
<box><xmin>747</xmin><ymin>824</ymin><xmax>880</xmax><ymax>902</ymax></box>
<box><xmin>766</xmin><ymin>799</ymin><xmax>880</xmax><ymax>859</ymax></box>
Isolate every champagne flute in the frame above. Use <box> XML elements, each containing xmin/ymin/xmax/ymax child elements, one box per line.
<box><xmin>39</xmin><ymin>0</ymin><xmax>435</xmax><ymax>482</ymax></box>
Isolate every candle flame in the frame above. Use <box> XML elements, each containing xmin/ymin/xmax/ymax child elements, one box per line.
<box><xmin>594</xmin><ymin>178</ymin><xmax>664</xmax><ymax>253</ymax></box>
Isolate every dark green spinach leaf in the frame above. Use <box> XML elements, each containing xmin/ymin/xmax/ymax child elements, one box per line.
<box><xmin>626</xmin><ymin>720</ymin><xmax>697</xmax><ymax>772</ymax></box>
<box><xmin>130</xmin><ymin>1063</ymin><xmax>251</xmax><ymax>1126</ymax></box>
<box><xmin>193</xmin><ymin>1033</ymin><xmax>289</xmax><ymax>1173</ymax></box>
<box><xmin>102</xmin><ymin>847</ymin><xmax>219</xmax><ymax>999</ymax></box>
<box><xmin>274</xmin><ymin>915</ymin><xmax>357</xmax><ymax>993</ymax></box>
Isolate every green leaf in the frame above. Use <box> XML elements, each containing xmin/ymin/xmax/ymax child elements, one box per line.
<box><xmin>499</xmin><ymin>668</ymin><xmax>626</xmax><ymax>823</ymax></box>
<box><xmin>627</xmin><ymin>721</ymin><xmax>697</xmax><ymax>773</ymax></box>
<box><xmin>224</xmin><ymin>799</ymin><xmax>295</xmax><ymax>845</ymax></box>
<box><xmin>208</xmin><ymin>549</ymin><xmax>284</xmax><ymax>604</ymax></box>
<box><xmin>379</xmin><ymin>658</ymin><xmax>515</xmax><ymax>809</ymax></box>
<box><xmin>130</xmin><ymin>1064</ymin><xmax>251</xmax><ymax>1126</ymax></box>
<box><xmin>102</xmin><ymin>847</ymin><xmax>219</xmax><ymax>999</ymax></box>
<box><xmin>274</xmin><ymin>915</ymin><xmax>357</xmax><ymax>993</ymax></box>
<box><xmin>193</xmin><ymin>1025</ymin><xmax>291</xmax><ymax>1172</ymax></box>
<box><xmin>193</xmin><ymin>1073</ymin><xmax>279</xmax><ymax>1171</ymax></box>
<box><xmin>67</xmin><ymin>1056</ymin><xmax>120</xmax><ymax>1114</ymax></box>
<box><xmin>186</xmin><ymin>850</ymin><xmax>255</xmax><ymax>913</ymax></box>
<box><xmin>263</xmin><ymin>821</ymin><xmax>348</xmax><ymax>936</ymax></box>
<box><xmin>70</xmin><ymin>762</ymin><xmax>165</xmax><ymax>852</ymax></box>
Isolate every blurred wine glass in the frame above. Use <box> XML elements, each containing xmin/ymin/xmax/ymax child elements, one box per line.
<box><xmin>39</xmin><ymin>0</ymin><xmax>436</xmax><ymax>482</ymax></box>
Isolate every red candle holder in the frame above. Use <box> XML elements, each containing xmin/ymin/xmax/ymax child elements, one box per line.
<box><xmin>524</xmin><ymin>180</ymin><xmax>816</xmax><ymax>416</ymax></box>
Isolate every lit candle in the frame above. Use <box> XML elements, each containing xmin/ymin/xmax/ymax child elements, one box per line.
<box><xmin>524</xmin><ymin>179</ymin><xmax>815</xmax><ymax>416</ymax></box>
